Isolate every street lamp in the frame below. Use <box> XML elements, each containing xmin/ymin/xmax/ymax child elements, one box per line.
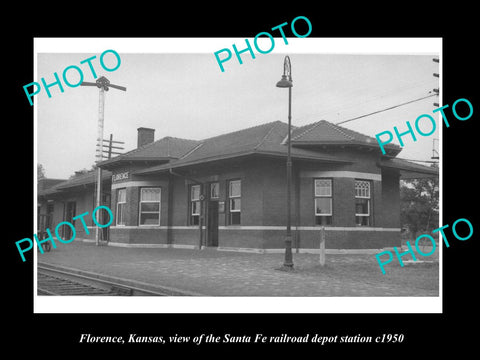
<box><xmin>276</xmin><ymin>55</ymin><xmax>293</xmax><ymax>268</ymax></box>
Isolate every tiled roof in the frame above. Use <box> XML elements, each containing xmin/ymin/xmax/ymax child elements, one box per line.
<box><xmin>291</xmin><ymin>120</ymin><xmax>400</xmax><ymax>153</ymax></box>
<box><xmin>176</xmin><ymin>121</ymin><xmax>287</xmax><ymax>163</ymax></box>
<box><xmin>99</xmin><ymin>136</ymin><xmax>201</xmax><ymax>168</ymax></box>
<box><xmin>38</xmin><ymin>170</ymin><xmax>113</xmax><ymax>196</ymax></box>
<box><xmin>38</xmin><ymin>178</ymin><xmax>66</xmax><ymax>191</ymax></box>
<box><xmin>102</xmin><ymin>120</ymin><xmax>404</xmax><ymax>175</ymax></box>
<box><xmin>39</xmin><ymin>120</ymin><xmax>437</xmax><ymax>195</ymax></box>
<box><xmin>56</xmin><ymin>170</ymin><xmax>112</xmax><ymax>189</ymax></box>
<box><xmin>134</xmin><ymin>121</ymin><xmax>351</xmax><ymax>175</ymax></box>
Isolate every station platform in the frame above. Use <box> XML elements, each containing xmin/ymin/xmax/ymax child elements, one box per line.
<box><xmin>35</xmin><ymin>240</ymin><xmax>439</xmax><ymax>297</ymax></box>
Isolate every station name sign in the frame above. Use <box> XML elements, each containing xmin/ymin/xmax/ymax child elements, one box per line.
<box><xmin>112</xmin><ymin>171</ymin><xmax>129</xmax><ymax>183</ymax></box>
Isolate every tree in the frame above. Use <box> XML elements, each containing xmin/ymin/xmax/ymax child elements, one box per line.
<box><xmin>37</xmin><ymin>163</ymin><xmax>46</xmax><ymax>179</ymax></box>
<box><xmin>68</xmin><ymin>164</ymin><xmax>97</xmax><ymax>179</ymax></box>
<box><xmin>400</xmin><ymin>164</ymin><xmax>439</xmax><ymax>244</ymax></box>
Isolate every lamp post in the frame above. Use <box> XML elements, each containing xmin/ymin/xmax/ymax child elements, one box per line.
<box><xmin>276</xmin><ymin>55</ymin><xmax>293</xmax><ymax>268</ymax></box>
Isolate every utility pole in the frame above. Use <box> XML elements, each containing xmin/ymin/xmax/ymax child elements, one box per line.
<box><xmin>102</xmin><ymin>134</ymin><xmax>125</xmax><ymax>160</ymax></box>
<box><xmin>432</xmin><ymin>58</ymin><xmax>439</xmax><ymax>161</ymax></box>
<box><xmin>432</xmin><ymin>57</ymin><xmax>439</xmax><ymax>107</ymax></box>
<box><xmin>431</xmin><ymin>138</ymin><xmax>439</xmax><ymax>160</ymax></box>
<box><xmin>80</xmin><ymin>76</ymin><xmax>126</xmax><ymax>246</ymax></box>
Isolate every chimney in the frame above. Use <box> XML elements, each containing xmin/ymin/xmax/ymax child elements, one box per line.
<box><xmin>137</xmin><ymin>127</ymin><xmax>155</xmax><ymax>148</ymax></box>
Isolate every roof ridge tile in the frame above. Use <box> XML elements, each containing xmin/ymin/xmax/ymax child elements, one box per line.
<box><xmin>290</xmin><ymin>121</ymin><xmax>322</xmax><ymax>142</ymax></box>
<box><xmin>201</xmin><ymin>120</ymin><xmax>285</xmax><ymax>142</ymax></box>
<box><xmin>322</xmin><ymin>120</ymin><xmax>355</xmax><ymax>141</ymax></box>
<box><xmin>254</xmin><ymin>121</ymin><xmax>283</xmax><ymax>151</ymax></box>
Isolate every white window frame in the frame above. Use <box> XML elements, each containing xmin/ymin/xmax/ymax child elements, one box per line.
<box><xmin>314</xmin><ymin>179</ymin><xmax>333</xmax><ymax>217</ymax></box>
<box><xmin>229</xmin><ymin>180</ymin><xmax>241</xmax><ymax>213</ymax></box>
<box><xmin>355</xmin><ymin>179</ymin><xmax>371</xmax><ymax>199</ymax></box>
<box><xmin>355</xmin><ymin>180</ymin><xmax>371</xmax><ymax>224</ymax></box>
<box><xmin>116</xmin><ymin>188</ymin><xmax>126</xmax><ymax>226</ymax></box>
<box><xmin>228</xmin><ymin>180</ymin><xmax>241</xmax><ymax>225</ymax></box>
<box><xmin>190</xmin><ymin>184</ymin><xmax>201</xmax><ymax>225</ymax></box>
<box><xmin>138</xmin><ymin>187</ymin><xmax>161</xmax><ymax>226</ymax></box>
<box><xmin>210</xmin><ymin>182</ymin><xmax>219</xmax><ymax>200</ymax></box>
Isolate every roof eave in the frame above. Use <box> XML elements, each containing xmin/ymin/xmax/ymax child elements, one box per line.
<box><xmin>292</xmin><ymin>141</ymin><xmax>401</xmax><ymax>153</ymax></box>
<box><xmin>133</xmin><ymin>150</ymin><xmax>351</xmax><ymax>176</ymax></box>
<box><xmin>377</xmin><ymin>160</ymin><xmax>439</xmax><ymax>179</ymax></box>
<box><xmin>98</xmin><ymin>156</ymin><xmax>174</xmax><ymax>170</ymax></box>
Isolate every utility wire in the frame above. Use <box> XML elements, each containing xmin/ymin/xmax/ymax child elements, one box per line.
<box><xmin>295</xmin><ymin>80</ymin><xmax>438</xmax><ymax>124</ymax></box>
<box><xmin>335</xmin><ymin>93</ymin><xmax>437</xmax><ymax>125</ymax></box>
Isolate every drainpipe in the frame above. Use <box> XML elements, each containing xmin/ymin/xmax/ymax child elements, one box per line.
<box><xmin>169</xmin><ymin>168</ymin><xmax>205</xmax><ymax>249</ymax></box>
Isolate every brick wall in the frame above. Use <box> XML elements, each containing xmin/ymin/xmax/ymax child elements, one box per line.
<box><xmin>260</xmin><ymin>228</ymin><xmax>400</xmax><ymax>249</ymax></box>
<box><xmin>109</xmin><ymin>227</ymin><xmax>167</xmax><ymax>244</ymax></box>
<box><xmin>43</xmin><ymin>149</ymin><xmax>403</xmax><ymax>250</ymax></box>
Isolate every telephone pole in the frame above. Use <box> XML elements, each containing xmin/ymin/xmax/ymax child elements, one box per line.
<box><xmin>80</xmin><ymin>76</ymin><xmax>126</xmax><ymax>245</ymax></box>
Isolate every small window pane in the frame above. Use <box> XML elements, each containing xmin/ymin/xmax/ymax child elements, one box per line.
<box><xmin>141</xmin><ymin>188</ymin><xmax>161</xmax><ymax>202</ymax></box>
<box><xmin>140</xmin><ymin>202</ymin><xmax>160</xmax><ymax>212</ymax></box>
<box><xmin>355</xmin><ymin>198</ymin><xmax>369</xmax><ymax>215</ymax></box>
<box><xmin>230</xmin><ymin>198</ymin><xmax>241</xmax><ymax>212</ymax></box>
<box><xmin>315</xmin><ymin>198</ymin><xmax>332</xmax><ymax>215</ymax></box>
<box><xmin>191</xmin><ymin>185</ymin><xmax>200</xmax><ymax>201</ymax></box>
<box><xmin>210</xmin><ymin>182</ymin><xmax>219</xmax><ymax>199</ymax></box>
<box><xmin>117</xmin><ymin>203</ymin><xmax>126</xmax><ymax>225</ymax></box>
<box><xmin>118</xmin><ymin>188</ymin><xmax>126</xmax><ymax>202</ymax></box>
<box><xmin>192</xmin><ymin>201</ymin><xmax>200</xmax><ymax>215</ymax></box>
<box><xmin>140</xmin><ymin>213</ymin><xmax>160</xmax><ymax>225</ymax></box>
<box><xmin>229</xmin><ymin>180</ymin><xmax>241</xmax><ymax>197</ymax></box>
<box><xmin>355</xmin><ymin>180</ymin><xmax>370</xmax><ymax>198</ymax></box>
<box><xmin>315</xmin><ymin>179</ymin><xmax>332</xmax><ymax>197</ymax></box>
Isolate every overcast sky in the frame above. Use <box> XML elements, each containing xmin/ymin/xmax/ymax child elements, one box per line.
<box><xmin>35</xmin><ymin>38</ymin><xmax>440</xmax><ymax>179</ymax></box>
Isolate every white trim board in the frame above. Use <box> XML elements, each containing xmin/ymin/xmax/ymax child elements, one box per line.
<box><xmin>76</xmin><ymin>239</ymin><xmax>392</xmax><ymax>254</ymax></box>
<box><xmin>300</xmin><ymin>171</ymin><xmax>381</xmax><ymax>181</ymax></box>
<box><xmin>103</xmin><ymin>225</ymin><xmax>400</xmax><ymax>231</ymax></box>
<box><xmin>111</xmin><ymin>180</ymin><xmax>165</xmax><ymax>190</ymax></box>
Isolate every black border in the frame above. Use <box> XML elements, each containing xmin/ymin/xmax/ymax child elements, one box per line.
<box><xmin>8</xmin><ymin>6</ymin><xmax>478</xmax><ymax>354</ymax></box>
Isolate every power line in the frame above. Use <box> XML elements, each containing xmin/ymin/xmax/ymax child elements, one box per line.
<box><xmin>335</xmin><ymin>93</ymin><xmax>437</xmax><ymax>125</ymax></box>
<box><xmin>294</xmin><ymin>79</ymin><xmax>438</xmax><ymax>124</ymax></box>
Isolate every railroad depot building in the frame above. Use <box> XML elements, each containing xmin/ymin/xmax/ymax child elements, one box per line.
<box><xmin>37</xmin><ymin>120</ymin><xmax>438</xmax><ymax>252</ymax></box>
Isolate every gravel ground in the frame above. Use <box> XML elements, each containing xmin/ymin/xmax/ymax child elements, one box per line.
<box><xmin>36</xmin><ymin>240</ymin><xmax>439</xmax><ymax>297</ymax></box>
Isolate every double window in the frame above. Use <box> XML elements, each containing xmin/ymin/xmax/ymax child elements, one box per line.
<box><xmin>313</xmin><ymin>178</ymin><xmax>373</xmax><ymax>226</ymax></box>
<box><xmin>355</xmin><ymin>180</ymin><xmax>371</xmax><ymax>226</ymax></box>
<box><xmin>139</xmin><ymin>187</ymin><xmax>161</xmax><ymax>225</ymax></box>
<box><xmin>314</xmin><ymin>179</ymin><xmax>332</xmax><ymax>225</ymax></box>
<box><xmin>116</xmin><ymin>187</ymin><xmax>162</xmax><ymax>226</ymax></box>
<box><xmin>228</xmin><ymin>180</ymin><xmax>241</xmax><ymax>225</ymax></box>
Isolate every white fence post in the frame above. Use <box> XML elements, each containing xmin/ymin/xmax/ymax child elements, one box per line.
<box><xmin>319</xmin><ymin>226</ymin><xmax>326</xmax><ymax>266</ymax></box>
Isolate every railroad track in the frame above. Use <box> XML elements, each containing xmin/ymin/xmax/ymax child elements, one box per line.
<box><xmin>37</xmin><ymin>271</ymin><xmax>122</xmax><ymax>296</ymax></box>
<box><xmin>37</xmin><ymin>263</ymin><xmax>198</xmax><ymax>296</ymax></box>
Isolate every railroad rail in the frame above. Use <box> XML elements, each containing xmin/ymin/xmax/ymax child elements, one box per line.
<box><xmin>37</xmin><ymin>263</ymin><xmax>200</xmax><ymax>296</ymax></box>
